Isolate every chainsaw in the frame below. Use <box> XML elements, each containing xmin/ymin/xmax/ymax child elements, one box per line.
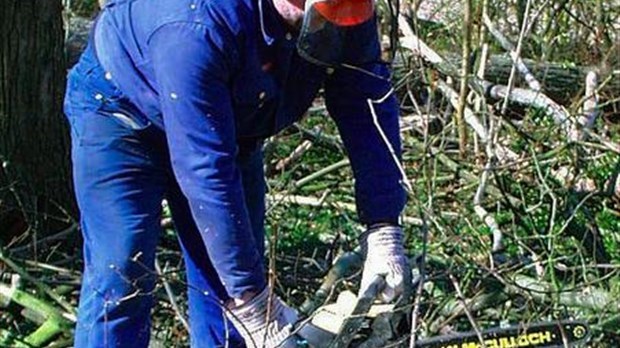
<box><xmin>295</xmin><ymin>276</ymin><xmax>591</xmax><ymax>348</ymax></box>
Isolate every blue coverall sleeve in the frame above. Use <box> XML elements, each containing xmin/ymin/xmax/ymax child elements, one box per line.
<box><xmin>325</xmin><ymin>63</ymin><xmax>407</xmax><ymax>225</ymax></box>
<box><xmin>149</xmin><ymin>23</ymin><xmax>265</xmax><ymax>298</ymax></box>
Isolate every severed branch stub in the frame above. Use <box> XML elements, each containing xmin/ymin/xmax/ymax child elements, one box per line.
<box><xmin>570</xmin><ymin>71</ymin><xmax>600</xmax><ymax>141</ymax></box>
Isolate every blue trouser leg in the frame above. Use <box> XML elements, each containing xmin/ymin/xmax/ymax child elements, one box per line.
<box><xmin>70</xmin><ymin>107</ymin><xmax>167</xmax><ymax>348</ymax></box>
<box><xmin>69</xmin><ymin>108</ymin><xmax>249</xmax><ymax>347</ymax></box>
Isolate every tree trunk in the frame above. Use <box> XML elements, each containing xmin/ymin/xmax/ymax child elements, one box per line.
<box><xmin>0</xmin><ymin>1</ymin><xmax>73</xmax><ymax>241</ymax></box>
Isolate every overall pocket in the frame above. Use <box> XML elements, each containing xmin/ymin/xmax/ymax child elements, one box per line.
<box><xmin>64</xmin><ymin>51</ymin><xmax>151</xmax><ymax>147</ymax></box>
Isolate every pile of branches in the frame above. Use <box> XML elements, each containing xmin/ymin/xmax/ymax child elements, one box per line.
<box><xmin>268</xmin><ymin>0</ymin><xmax>620</xmax><ymax>346</ymax></box>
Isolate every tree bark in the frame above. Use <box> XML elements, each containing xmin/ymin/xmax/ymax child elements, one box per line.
<box><xmin>0</xmin><ymin>1</ymin><xmax>73</xmax><ymax>238</ymax></box>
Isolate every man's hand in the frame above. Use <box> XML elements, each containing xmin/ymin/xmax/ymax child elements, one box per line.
<box><xmin>359</xmin><ymin>224</ymin><xmax>409</xmax><ymax>302</ymax></box>
<box><xmin>227</xmin><ymin>287</ymin><xmax>299</xmax><ymax>348</ymax></box>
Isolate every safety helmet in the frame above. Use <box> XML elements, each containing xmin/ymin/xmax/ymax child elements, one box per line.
<box><xmin>297</xmin><ymin>0</ymin><xmax>379</xmax><ymax>67</ymax></box>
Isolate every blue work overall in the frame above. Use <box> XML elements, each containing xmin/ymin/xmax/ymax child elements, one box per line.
<box><xmin>63</xmin><ymin>0</ymin><xmax>406</xmax><ymax>346</ymax></box>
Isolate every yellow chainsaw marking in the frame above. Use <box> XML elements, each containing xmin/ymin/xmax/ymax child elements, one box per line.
<box><xmin>440</xmin><ymin>330</ymin><xmax>555</xmax><ymax>348</ymax></box>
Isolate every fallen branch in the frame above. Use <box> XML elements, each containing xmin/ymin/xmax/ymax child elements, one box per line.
<box><xmin>267</xmin><ymin>193</ymin><xmax>424</xmax><ymax>226</ymax></box>
<box><xmin>485</xmin><ymin>84</ymin><xmax>569</xmax><ymax>125</ymax></box>
<box><xmin>448</xmin><ymin>274</ymin><xmax>487</xmax><ymax>346</ymax></box>
<box><xmin>8</xmin><ymin>223</ymin><xmax>78</xmax><ymax>255</ymax></box>
<box><xmin>0</xmin><ymin>283</ymin><xmax>74</xmax><ymax>347</ymax></box>
<box><xmin>0</xmin><ymin>248</ymin><xmax>76</xmax><ymax>317</ymax></box>
<box><xmin>398</xmin><ymin>15</ymin><xmax>489</xmax><ymax>143</ymax></box>
<box><xmin>509</xmin><ymin>274</ymin><xmax>620</xmax><ymax>312</ymax></box>
<box><xmin>473</xmin><ymin>163</ymin><xmax>504</xmax><ymax>254</ymax></box>
<box><xmin>398</xmin><ymin>14</ymin><xmax>571</xmax><ymax>128</ymax></box>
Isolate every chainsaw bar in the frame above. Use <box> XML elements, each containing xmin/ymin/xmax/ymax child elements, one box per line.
<box><xmin>415</xmin><ymin>320</ymin><xmax>590</xmax><ymax>348</ymax></box>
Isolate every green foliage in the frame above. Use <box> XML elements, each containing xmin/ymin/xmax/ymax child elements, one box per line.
<box><xmin>267</xmin><ymin>206</ymin><xmax>357</xmax><ymax>254</ymax></box>
<box><xmin>586</xmin><ymin>152</ymin><xmax>618</xmax><ymax>187</ymax></box>
<box><xmin>597</xmin><ymin>208</ymin><xmax>620</xmax><ymax>262</ymax></box>
<box><xmin>265</xmin><ymin>112</ymin><xmax>360</xmax><ymax>254</ymax></box>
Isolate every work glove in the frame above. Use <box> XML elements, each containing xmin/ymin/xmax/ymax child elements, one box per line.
<box><xmin>227</xmin><ymin>286</ymin><xmax>299</xmax><ymax>348</ymax></box>
<box><xmin>359</xmin><ymin>224</ymin><xmax>409</xmax><ymax>302</ymax></box>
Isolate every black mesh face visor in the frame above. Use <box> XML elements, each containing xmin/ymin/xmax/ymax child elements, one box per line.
<box><xmin>297</xmin><ymin>0</ymin><xmax>379</xmax><ymax>67</ymax></box>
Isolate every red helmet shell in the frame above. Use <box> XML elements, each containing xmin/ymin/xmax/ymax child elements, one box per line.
<box><xmin>312</xmin><ymin>0</ymin><xmax>374</xmax><ymax>27</ymax></box>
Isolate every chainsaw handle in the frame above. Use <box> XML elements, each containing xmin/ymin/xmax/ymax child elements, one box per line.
<box><xmin>327</xmin><ymin>275</ymin><xmax>387</xmax><ymax>348</ymax></box>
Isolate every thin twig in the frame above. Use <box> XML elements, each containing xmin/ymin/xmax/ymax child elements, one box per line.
<box><xmin>409</xmin><ymin>211</ymin><xmax>429</xmax><ymax>348</ymax></box>
<box><xmin>483</xmin><ymin>13</ymin><xmax>542</xmax><ymax>92</ymax></box>
<box><xmin>473</xmin><ymin>113</ymin><xmax>504</xmax><ymax>254</ymax></box>
<box><xmin>293</xmin><ymin>159</ymin><xmax>350</xmax><ymax>189</ymax></box>
<box><xmin>455</xmin><ymin>0</ymin><xmax>473</xmax><ymax>157</ymax></box>
<box><xmin>367</xmin><ymin>90</ymin><xmax>414</xmax><ymax>193</ymax></box>
<box><xmin>154</xmin><ymin>258</ymin><xmax>189</xmax><ymax>332</ymax></box>
<box><xmin>500</xmin><ymin>0</ymin><xmax>532</xmax><ymax>116</ymax></box>
<box><xmin>448</xmin><ymin>274</ymin><xmax>487</xmax><ymax>348</ymax></box>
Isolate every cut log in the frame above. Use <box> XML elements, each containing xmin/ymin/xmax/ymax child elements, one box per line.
<box><xmin>483</xmin><ymin>55</ymin><xmax>619</xmax><ymax>106</ymax></box>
